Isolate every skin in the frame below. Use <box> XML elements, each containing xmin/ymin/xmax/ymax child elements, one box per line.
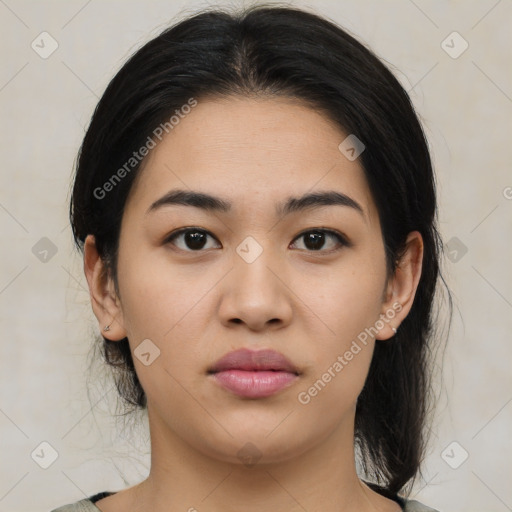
<box><xmin>84</xmin><ymin>96</ymin><xmax>423</xmax><ymax>512</ymax></box>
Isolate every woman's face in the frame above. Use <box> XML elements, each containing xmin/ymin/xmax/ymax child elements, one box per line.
<box><xmin>94</xmin><ymin>96</ymin><xmax>411</xmax><ymax>464</ymax></box>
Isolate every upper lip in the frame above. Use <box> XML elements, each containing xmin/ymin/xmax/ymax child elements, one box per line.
<box><xmin>208</xmin><ymin>348</ymin><xmax>300</xmax><ymax>375</ymax></box>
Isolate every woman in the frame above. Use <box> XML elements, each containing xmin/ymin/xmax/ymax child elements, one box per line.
<box><xmin>52</xmin><ymin>4</ymin><xmax>450</xmax><ymax>511</ymax></box>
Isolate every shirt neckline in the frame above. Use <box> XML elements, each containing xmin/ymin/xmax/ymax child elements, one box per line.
<box><xmin>88</xmin><ymin>490</ymin><xmax>406</xmax><ymax>511</ymax></box>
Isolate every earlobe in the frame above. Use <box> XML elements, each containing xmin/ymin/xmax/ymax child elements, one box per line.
<box><xmin>376</xmin><ymin>231</ymin><xmax>424</xmax><ymax>340</ymax></box>
<box><xmin>83</xmin><ymin>234</ymin><xmax>127</xmax><ymax>340</ymax></box>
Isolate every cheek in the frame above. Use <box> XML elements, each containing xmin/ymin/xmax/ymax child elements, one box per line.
<box><xmin>294</xmin><ymin>251</ymin><xmax>386</xmax><ymax>340</ymax></box>
<box><xmin>116</xmin><ymin>241</ymin><xmax>214</xmax><ymax>336</ymax></box>
<box><xmin>291</xmin><ymin>254</ymin><xmax>385</xmax><ymax>397</ymax></box>
<box><xmin>115</xmin><ymin>244</ymin><xmax>222</xmax><ymax>389</ymax></box>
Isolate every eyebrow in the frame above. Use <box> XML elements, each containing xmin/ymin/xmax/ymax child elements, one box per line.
<box><xmin>146</xmin><ymin>188</ymin><xmax>365</xmax><ymax>219</ymax></box>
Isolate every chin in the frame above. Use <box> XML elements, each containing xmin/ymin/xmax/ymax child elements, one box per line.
<box><xmin>193</xmin><ymin>427</ymin><xmax>314</xmax><ymax>467</ymax></box>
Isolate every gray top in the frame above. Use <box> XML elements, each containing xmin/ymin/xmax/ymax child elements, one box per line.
<box><xmin>49</xmin><ymin>493</ymin><xmax>441</xmax><ymax>511</ymax></box>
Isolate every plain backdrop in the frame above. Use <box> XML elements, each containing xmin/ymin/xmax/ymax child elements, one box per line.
<box><xmin>0</xmin><ymin>1</ymin><xmax>511</xmax><ymax>511</ymax></box>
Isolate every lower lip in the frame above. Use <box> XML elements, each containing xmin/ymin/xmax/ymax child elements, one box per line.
<box><xmin>210</xmin><ymin>370</ymin><xmax>299</xmax><ymax>398</ymax></box>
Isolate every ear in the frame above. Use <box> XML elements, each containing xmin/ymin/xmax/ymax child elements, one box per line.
<box><xmin>375</xmin><ymin>231</ymin><xmax>424</xmax><ymax>340</ymax></box>
<box><xmin>83</xmin><ymin>234</ymin><xmax>127</xmax><ymax>340</ymax></box>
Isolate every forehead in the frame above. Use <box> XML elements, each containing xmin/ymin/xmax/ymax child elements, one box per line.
<box><xmin>125</xmin><ymin>96</ymin><xmax>379</xmax><ymax>225</ymax></box>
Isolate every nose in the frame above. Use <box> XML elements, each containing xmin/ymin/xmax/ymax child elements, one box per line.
<box><xmin>218</xmin><ymin>246</ymin><xmax>293</xmax><ymax>332</ymax></box>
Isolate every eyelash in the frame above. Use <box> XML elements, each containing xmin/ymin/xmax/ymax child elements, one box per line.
<box><xmin>164</xmin><ymin>227</ymin><xmax>350</xmax><ymax>254</ymax></box>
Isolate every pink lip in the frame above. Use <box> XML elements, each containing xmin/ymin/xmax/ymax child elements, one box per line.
<box><xmin>211</xmin><ymin>370</ymin><xmax>298</xmax><ymax>398</ymax></box>
<box><xmin>208</xmin><ymin>348</ymin><xmax>300</xmax><ymax>399</ymax></box>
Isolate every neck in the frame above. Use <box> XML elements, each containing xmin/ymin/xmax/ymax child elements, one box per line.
<box><xmin>122</xmin><ymin>404</ymin><xmax>399</xmax><ymax>512</ymax></box>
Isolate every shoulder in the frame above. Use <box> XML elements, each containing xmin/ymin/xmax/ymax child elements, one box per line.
<box><xmin>49</xmin><ymin>497</ymin><xmax>99</xmax><ymax>512</ymax></box>
<box><xmin>403</xmin><ymin>498</ymin><xmax>441</xmax><ymax>512</ymax></box>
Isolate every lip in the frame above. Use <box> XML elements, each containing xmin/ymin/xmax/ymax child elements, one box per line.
<box><xmin>208</xmin><ymin>348</ymin><xmax>300</xmax><ymax>399</ymax></box>
<box><xmin>208</xmin><ymin>348</ymin><xmax>299</xmax><ymax>374</ymax></box>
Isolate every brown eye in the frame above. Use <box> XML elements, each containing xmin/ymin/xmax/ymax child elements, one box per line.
<box><xmin>165</xmin><ymin>228</ymin><xmax>221</xmax><ymax>251</ymax></box>
<box><xmin>290</xmin><ymin>229</ymin><xmax>348</xmax><ymax>252</ymax></box>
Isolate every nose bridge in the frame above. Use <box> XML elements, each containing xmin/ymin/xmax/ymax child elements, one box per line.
<box><xmin>233</xmin><ymin>233</ymin><xmax>281</xmax><ymax>297</ymax></box>
<box><xmin>218</xmin><ymin>233</ymin><xmax>292</xmax><ymax>330</ymax></box>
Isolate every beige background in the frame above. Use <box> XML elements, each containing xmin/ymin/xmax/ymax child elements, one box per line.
<box><xmin>0</xmin><ymin>1</ymin><xmax>511</xmax><ymax>511</ymax></box>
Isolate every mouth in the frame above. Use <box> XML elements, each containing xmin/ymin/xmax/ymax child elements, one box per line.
<box><xmin>207</xmin><ymin>348</ymin><xmax>300</xmax><ymax>399</ymax></box>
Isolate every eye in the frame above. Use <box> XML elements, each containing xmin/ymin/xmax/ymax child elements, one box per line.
<box><xmin>165</xmin><ymin>228</ymin><xmax>220</xmax><ymax>251</ymax></box>
<box><xmin>290</xmin><ymin>229</ymin><xmax>349</xmax><ymax>252</ymax></box>
<box><xmin>165</xmin><ymin>227</ymin><xmax>349</xmax><ymax>253</ymax></box>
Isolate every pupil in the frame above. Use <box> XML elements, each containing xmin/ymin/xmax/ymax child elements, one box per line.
<box><xmin>305</xmin><ymin>232</ymin><xmax>324</xmax><ymax>250</ymax></box>
<box><xmin>186</xmin><ymin>231</ymin><xmax>206</xmax><ymax>250</ymax></box>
